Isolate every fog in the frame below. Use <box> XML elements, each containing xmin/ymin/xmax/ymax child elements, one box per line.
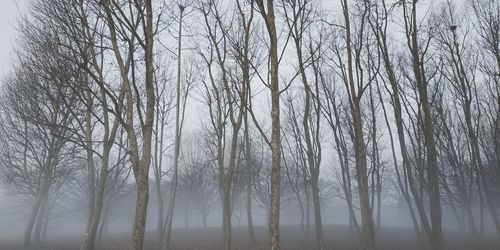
<box><xmin>1</xmin><ymin>0</ymin><xmax>500</xmax><ymax>249</ymax></box>
<box><xmin>1</xmin><ymin>178</ymin><xmax>499</xmax><ymax>247</ymax></box>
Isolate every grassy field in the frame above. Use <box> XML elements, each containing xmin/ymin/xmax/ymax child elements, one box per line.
<box><xmin>1</xmin><ymin>225</ymin><xmax>498</xmax><ymax>250</ymax></box>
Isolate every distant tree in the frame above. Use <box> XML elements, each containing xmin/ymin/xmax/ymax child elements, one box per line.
<box><xmin>0</xmin><ymin>29</ymin><xmax>80</xmax><ymax>246</ymax></box>
<box><xmin>197</xmin><ymin>0</ymin><xmax>251</xmax><ymax>248</ymax></box>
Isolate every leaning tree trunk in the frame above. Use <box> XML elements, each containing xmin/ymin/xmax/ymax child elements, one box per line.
<box><xmin>24</xmin><ymin>179</ymin><xmax>48</xmax><ymax>247</ymax></box>
<box><xmin>408</xmin><ymin>1</ymin><xmax>442</xmax><ymax>247</ymax></box>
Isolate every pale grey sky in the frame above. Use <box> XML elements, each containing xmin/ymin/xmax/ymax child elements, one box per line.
<box><xmin>0</xmin><ymin>0</ymin><xmax>22</xmax><ymax>80</ymax></box>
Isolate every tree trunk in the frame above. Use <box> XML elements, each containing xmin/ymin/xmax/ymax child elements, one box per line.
<box><xmin>81</xmin><ymin>145</ymin><xmax>113</xmax><ymax>250</ymax></box>
<box><xmin>162</xmin><ymin>6</ymin><xmax>184</xmax><ymax>250</ymax></box>
<box><xmin>129</xmin><ymin>0</ymin><xmax>155</xmax><ymax>247</ymax></box>
<box><xmin>130</xmin><ymin>176</ymin><xmax>150</xmax><ymax>250</ymax></box>
<box><xmin>311</xmin><ymin>177</ymin><xmax>324</xmax><ymax>250</ymax></box>
<box><xmin>246</xmin><ymin>173</ymin><xmax>256</xmax><ymax>241</ymax></box>
<box><xmin>41</xmin><ymin>203</ymin><xmax>51</xmax><ymax>241</ymax></box>
<box><xmin>222</xmin><ymin>190</ymin><xmax>232</xmax><ymax>250</ymax></box>
<box><xmin>33</xmin><ymin>194</ymin><xmax>48</xmax><ymax>244</ymax></box>
<box><xmin>263</xmin><ymin>1</ymin><xmax>281</xmax><ymax>248</ymax></box>
<box><xmin>80</xmin><ymin>84</ymin><xmax>96</xmax><ymax>250</ymax></box>
<box><xmin>157</xmin><ymin>186</ymin><xmax>165</xmax><ymax>240</ymax></box>
<box><xmin>24</xmin><ymin>192</ymin><xmax>43</xmax><ymax>247</ymax></box>
<box><xmin>244</xmin><ymin>111</ymin><xmax>256</xmax><ymax>242</ymax></box>
<box><xmin>304</xmin><ymin>177</ymin><xmax>311</xmax><ymax>236</ymax></box>
<box><xmin>404</xmin><ymin>1</ymin><xmax>443</xmax><ymax>248</ymax></box>
<box><xmin>342</xmin><ymin>0</ymin><xmax>375</xmax><ymax>247</ymax></box>
<box><xmin>97</xmin><ymin>201</ymin><xmax>111</xmax><ymax>244</ymax></box>
<box><xmin>354</xmin><ymin>105</ymin><xmax>376</xmax><ymax>250</ymax></box>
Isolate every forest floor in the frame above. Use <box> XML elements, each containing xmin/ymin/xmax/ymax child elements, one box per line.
<box><xmin>1</xmin><ymin>225</ymin><xmax>498</xmax><ymax>250</ymax></box>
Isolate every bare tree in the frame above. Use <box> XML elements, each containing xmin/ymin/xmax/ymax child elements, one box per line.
<box><xmin>179</xmin><ymin>135</ymin><xmax>217</xmax><ymax>228</ymax></box>
<box><xmin>471</xmin><ymin>0</ymin><xmax>500</xmax><ymax>235</ymax></box>
<box><xmin>280</xmin><ymin>0</ymin><xmax>325</xmax><ymax>248</ymax></box>
<box><xmin>162</xmin><ymin>58</ymin><xmax>193</xmax><ymax>250</ymax></box>
<box><xmin>96</xmin><ymin>0</ymin><xmax>157</xmax><ymax>248</ymax></box>
<box><xmin>252</xmin><ymin>1</ymin><xmax>282</xmax><ymax>248</ymax></box>
<box><xmin>0</xmin><ymin>32</ymin><xmax>79</xmax><ymax>246</ymax></box>
<box><xmin>332</xmin><ymin>0</ymin><xmax>377</xmax><ymax>248</ymax></box>
<box><xmin>197</xmin><ymin>1</ymin><xmax>251</xmax><ymax>248</ymax></box>
<box><xmin>400</xmin><ymin>1</ymin><xmax>443</xmax><ymax>248</ymax></box>
<box><xmin>152</xmin><ymin>59</ymin><xmax>175</xmax><ymax>242</ymax></box>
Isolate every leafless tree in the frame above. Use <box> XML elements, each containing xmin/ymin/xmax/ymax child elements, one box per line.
<box><xmin>93</xmin><ymin>0</ymin><xmax>157</xmax><ymax>248</ymax></box>
<box><xmin>0</xmin><ymin>30</ymin><xmax>80</xmax><ymax>246</ymax></box>
<box><xmin>252</xmin><ymin>1</ymin><xmax>282</xmax><ymax>248</ymax></box>
<box><xmin>280</xmin><ymin>0</ymin><xmax>325</xmax><ymax>248</ymax></box>
<box><xmin>197</xmin><ymin>3</ymin><xmax>247</xmax><ymax>249</ymax></box>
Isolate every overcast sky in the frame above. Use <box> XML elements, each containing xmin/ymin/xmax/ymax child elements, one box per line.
<box><xmin>0</xmin><ymin>0</ymin><xmax>22</xmax><ymax>80</ymax></box>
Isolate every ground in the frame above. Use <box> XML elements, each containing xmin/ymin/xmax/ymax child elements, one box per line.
<box><xmin>1</xmin><ymin>225</ymin><xmax>498</xmax><ymax>250</ymax></box>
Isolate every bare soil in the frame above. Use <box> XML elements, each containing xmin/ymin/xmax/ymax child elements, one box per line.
<box><xmin>1</xmin><ymin>225</ymin><xmax>498</xmax><ymax>250</ymax></box>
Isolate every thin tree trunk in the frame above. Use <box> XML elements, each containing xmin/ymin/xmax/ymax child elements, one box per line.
<box><xmin>244</xmin><ymin>111</ymin><xmax>256</xmax><ymax>242</ymax></box>
<box><xmin>369</xmin><ymin>3</ymin><xmax>432</xmax><ymax>243</ymax></box>
<box><xmin>155</xmin><ymin>112</ymin><xmax>166</xmax><ymax>241</ymax></box>
<box><xmin>80</xmin><ymin>76</ymin><xmax>96</xmax><ymax>250</ymax></box>
<box><xmin>304</xmin><ymin>176</ymin><xmax>311</xmax><ymax>236</ymax></box>
<box><xmin>162</xmin><ymin>6</ymin><xmax>184</xmax><ymax>250</ymax></box>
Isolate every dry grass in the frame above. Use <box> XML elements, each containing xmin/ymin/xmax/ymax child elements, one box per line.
<box><xmin>1</xmin><ymin>225</ymin><xmax>498</xmax><ymax>250</ymax></box>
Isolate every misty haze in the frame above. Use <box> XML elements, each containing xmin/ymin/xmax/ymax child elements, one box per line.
<box><xmin>0</xmin><ymin>0</ymin><xmax>499</xmax><ymax>249</ymax></box>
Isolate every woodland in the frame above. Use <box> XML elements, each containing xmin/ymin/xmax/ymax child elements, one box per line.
<box><xmin>0</xmin><ymin>0</ymin><xmax>499</xmax><ymax>249</ymax></box>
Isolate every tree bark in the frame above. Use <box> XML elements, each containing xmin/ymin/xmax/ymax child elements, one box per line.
<box><xmin>341</xmin><ymin>0</ymin><xmax>375</xmax><ymax>248</ymax></box>
<box><xmin>406</xmin><ymin>1</ymin><xmax>442</xmax><ymax>248</ymax></box>
<box><xmin>129</xmin><ymin>0</ymin><xmax>155</xmax><ymax>248</ymax></box>
<box><xmin>162</xmin><ymin>6</ymin><xmax>184</xmax><ymax>250</ymax></box>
